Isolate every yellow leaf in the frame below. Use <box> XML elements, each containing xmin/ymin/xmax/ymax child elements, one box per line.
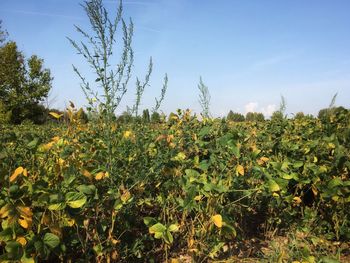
<box><xmin>261</xmin><ymin>157</ymin><xmax>269</xmax><ymax>162</ymax></box>
<box><xmin>18</xmin><ymin>217</ymin><xmax>29</xmax><ymax>229</ymax></box>
<box><xmin>293</xmin><ymin>197</ymin><xmax>302</xmax><ymax>205</ymax></box>
<box><xmin>82</xmin><ymin>169</ymin><xmax>93</xmax><ymax>180</ymax></box>
<box><xmin>121</xmin><ymin>191</ymin><xmax>131</xmax><ymax>203</ymax></box>
<box><xmin>52</xmin><ymin>136</ymin><xmax>60</xmax><ymax>142</ymax></box>
<box><xmin>17</xmin><ymin>206</ymin><xmax>33</xmax><ymax>218</ymax></box>
<box><xmin>236</xmin><ymin>165</ymin><xmax>244</xmax><ymax>176</ymax></box>
<box><xmin>10</xmin><ymin>166</ymin><xmax>24</xmax><ymax>182</ymax></box>
<box><xmin>194</xmin><ymin>195</ymin><xmax>202</xmax><ymax>201</ymax></box>
<box><xmin>23</xmin><ymin>168</ymin><xmax>28</xmax><ymax>177</ymax></box>
<box><xmin>66</xmin><ymin>218</ymin><xmax>75</xmax><ymax>227</ymax></box>
<box><xmin>95</xmin><ymin>172</ymin><xmax>105</xmax><ymax>181</ymax></box>
<box><xmin>328</xmin><ymin>143</ymin><xmax>336</xmax><ymax>149</ymax></box>
<box><xmin>212</xmin><ymin>214</ymin><xmax>223</xmax><ymax>228</ymax></box>
<box><xmin>257</xmin><ymin>156</ymin><xmax>269</xmax><ymax>165</ymax></box>
<box><xmin>49</xmin><ymin>112</ymin><xmax>63</xmax><ymax>119</ymax></box>
<box><xmin>16</xmin><ymin>237</ymin><xmax>27</xmax><ymax>246</ymax></box>
<box><xmin>58</xmin><ymin>158</ymin><xmax>65</xmax><ymax>166</ymax></box>
<box><xmin>111</xmin><ymin>237</ymin><xmax>120</xmax><ymax>245</ymax></box>
<box><xmin>123</xmin><ymin>130</ymin><xmax>132</xmax><ymax>139</ymax></box>
<box><xmin>43</xmin><ymin>141</ymin><xmax>54</xmax><ymax>151</ymax></box>
<box><xmin>0</xmin><ymin>204</ymin><xmax>11</xmax><ymax>219</ymax></box>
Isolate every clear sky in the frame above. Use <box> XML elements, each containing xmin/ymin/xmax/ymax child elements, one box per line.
<box><xmin>1</xmin><ymin>0</ymin><xmax>350</xmax><ymax>117</ymax></box>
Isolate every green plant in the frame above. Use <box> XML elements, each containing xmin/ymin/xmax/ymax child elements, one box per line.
<box><xmin>198</xmin><ymin>76</ymin><xmax>211</xmax><ymax>118</ymax></box>
<box><xmin>153</xmin><ymin>73</ymin><xmax>168</xmax><ymax>113</ymax></box>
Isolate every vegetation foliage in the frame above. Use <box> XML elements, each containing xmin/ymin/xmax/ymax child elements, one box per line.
<box><xmin>0</xmin><ymin>105</ymin><xmax>349</xmax><ymax>262</ymax></box>
<box><xmin>0</xmin><ymin>22</ymin><xmax>52</xmax><ymax>125</ymax></box>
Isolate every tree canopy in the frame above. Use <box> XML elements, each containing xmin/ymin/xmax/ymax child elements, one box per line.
<box><xmin>0</xmin><ymin>39</ymin><xmax>52</xmax><ymax>123</ymax></box>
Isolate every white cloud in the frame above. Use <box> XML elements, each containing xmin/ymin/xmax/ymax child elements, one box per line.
<box><xmin>244</xmin><ymin>102</ymin><xmax>277</xmax><ymax>117</ymax></box>
<box><xmin>261</xmin><ymin>104</ymin><xmax>277</xmax><ymax>117</ymax></box>
<box><xmin>244</xmin><ymin>102</ymin><xmax>258</xmax><ymax>113</ymax></box>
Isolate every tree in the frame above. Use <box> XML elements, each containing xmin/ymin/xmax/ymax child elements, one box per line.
<box><xmin>142</xmin><ymin>109</ymin><xmax>150</xmax><ymax>123</ymax></box>
<box><xmin>294</xmin><ymin>112</ymin><xmax>305</xmax><ymax>120</ymax></box>
<box><xmin>0</xmin><ymin>42</ymin><xmax>52</xmax><ymax>124</ymax></box>
<box><xmin>151</xmin><ymin>111</ymin><xmax>161</xmax><ymax>123</ymax></box>
<box><xmin>246</xmin><ymin>112</ymin><xmax>264</xmax><ymax>122</ymax></box>
<box><xmin>198</xmin><ymin>76</ymin><xmax>211</xmax><ymax>118</ymax></box>
<box><xmin>117</xmin><ymin>111</ymin><xmax>133</xmax><ymax>123</ymax></box>
<box><xmin>227</xmin><ymin>110</ymin><xmax>245</xmax><ymax>122</ymax></box>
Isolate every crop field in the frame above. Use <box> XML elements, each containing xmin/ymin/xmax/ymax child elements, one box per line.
<box><xmin>0</xmin><ymin>106</ymin><xmax>349</xmax><ymax>262</ymax></box>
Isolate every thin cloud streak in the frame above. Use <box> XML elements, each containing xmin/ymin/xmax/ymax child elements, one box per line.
<box><xmin>104</xmin><ymin>0</ymin><xmax>155</xmax><ymax>5</ymax></box>
<box><xmin>1</xmin><ymin>9</ymin><xmax>84</xmax><ymax>21</ymax></box>
<box><xmin>252</xmin><ymin>53</ymin><xmax>297</xmax><ymax>69</ymax></box>
<box><xmin>136</xmin><ymin>25</ymin><xmax>161</xmax><ymax>33</ymax></box>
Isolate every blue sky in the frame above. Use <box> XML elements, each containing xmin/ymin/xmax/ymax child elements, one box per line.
<box><xmin>1</xmin><ymin>0</ymin><xmax>350</xmax><ymax>117</ymax></box>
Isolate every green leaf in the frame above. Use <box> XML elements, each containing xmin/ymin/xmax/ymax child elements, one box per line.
<box><xmin>48</xmin><ymin>202</ymin><xmax>66</xmax><ymax>211</ymax></box>
<box><xmin>76</xmin><ymin>184</ymin><xmax>96</xmax><ymax>195</ymax></box>
<box><xmin>5</xmin><ymin>241</ymin><xmax>23</xmax><ymax>260</ymax></box>
<box><xmin>93</xmin><ymin>244</ymin><xmax>103</xmax><ymax>256</ymax></box>
<box><xmin>321</xmin><ymin>257</ymin><xmax>340</xmax><ymax>263</ymax></box>
<box><xmin>65</xmin><ymin>192</ymin><xmax>87</xmax><ymax>208</ymax></box>
<box><xmin>199</xmin><ymin>126</ymin><xmax>211</xmax><ymax>137</ymax></box>
<box><xmin>21</xmin><ymin>253</ymin><xmax>35</xmax><ymax>263</ymax></box>
<box><xmin>268</xmin><ymin>180</ymin><xmax>280</xmax><ymax>192</ymax></box>
<box><xmin>293</xmin><ymin>161</ymin><xmax>304</xmax><ymax>168</ymax></box>
<box><xmin>149</xmin><ymin>223</ymin><xmax>166</xmax><ymax>234</ymax></box>
<box><xmin>27</xmin><ymin>138</ymin><xmax>40</xmax><ymax>149</ymax></box>
<box><xmin>168</xmin><ymin>224</ymin><xmax>179</xmax><ymax>232</ymax></box>
<box><xmin>328</xmin><ymin>178</ymin><xmax>343</xmax><ymax>188</ymax></box>
<box><xmin>223</xmin><ymin>223</ymin><xmax>237</xmax><ymax>237</ymax></box>
<box><xmin>43</xmin><ymin>233</ymin><xmax>60</xmax><ymax>249</ymax></box>
<box><xmin>281</xmin><ymin>161</ymin><xmax>289</xmax><ymax>171</ymax></box>
<box><xmin>281</xmin><ymin>173</ymin><xmax>298</xmax><ymax>180</ymax></box>
<box><xmin>143</xmin><ymin>217</ymin><xmax>157</xmax><ymax>227</ymax></box>
<box><xmin>164</xmin><ymin>230</ymin><xmax>173</xmax><ymax>244</ymax></box>
<box><xmin>198</xmin><ymin>160</ymin><xmax>210</xmax><ymax>171</ymax></box>
<box><xmin>0</xmin><ymin>228</ymin><xmax>12</xmax><ymax>242</ymax></box>
<box><xmin>231</xmin><ymin>144</ymin><xmax>240</xmax><ymax>158</ymax></box>
<box><xmin>185</xmin><ymin>169</ymin><xmax>200</xmax><ymax>181</ymax></box>
<box><xmin>154</xmin><ymin>232</ymin><xmax>163</xmax><ymax>239</ymax></box>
